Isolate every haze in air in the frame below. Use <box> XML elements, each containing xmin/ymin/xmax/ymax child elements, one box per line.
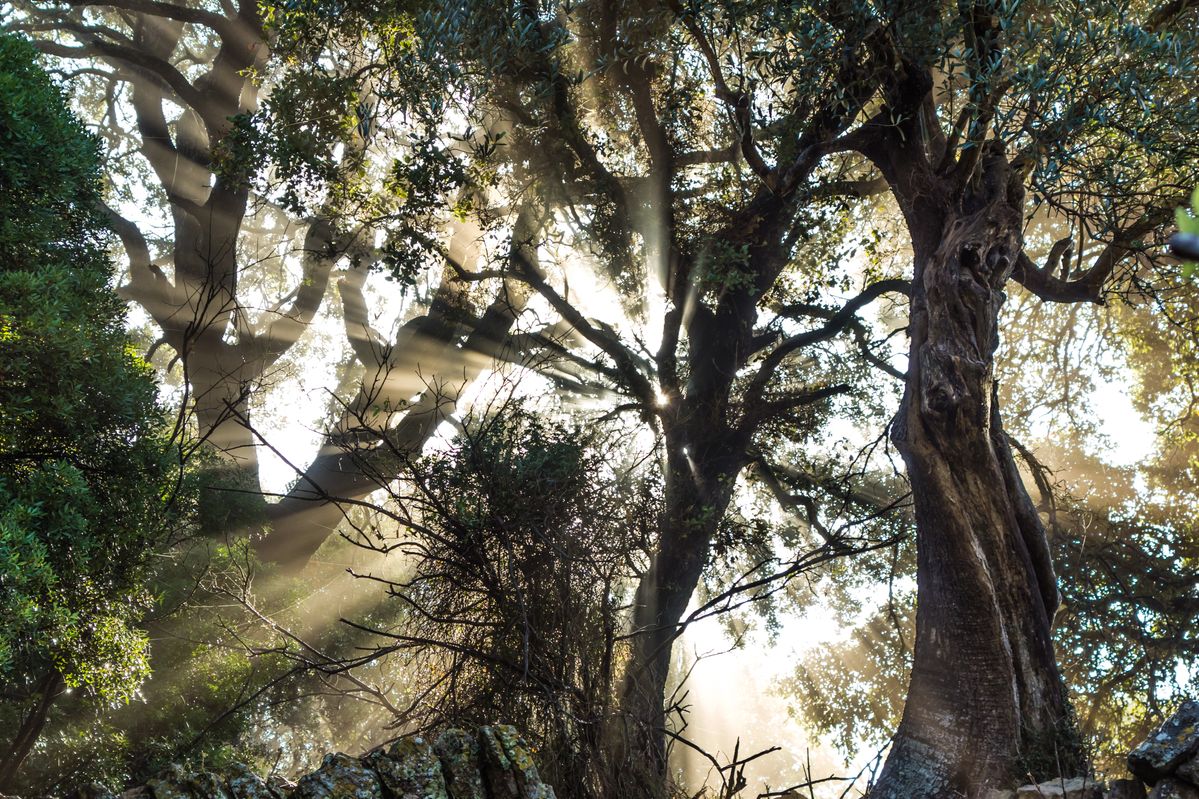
<box><xmin>0</xmin><ymin>2</ymin><xmax>1197</xmax><ymax>799</ymax></box>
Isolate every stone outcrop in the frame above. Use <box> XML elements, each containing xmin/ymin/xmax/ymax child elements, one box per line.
<box><xmin>54</xmin><ymin>726</ymin><xmax>554</xmax><ymax>799</ymax></box>
<box><xmin>29</xmin><ymin>700</ymin><xmax>1199</xmax><ymax>799</ymax></box>
<box><xmin>1016</xmin><ymin>777</ymin><xmax>1103</xmax><ymax>798</ymax></box>
<box><xmin>982</xmin><ymin>700</ymin><xmax>1199</xmax><ymax>799</ymax></box>
<box><xmin>1128</xmin><ymin>700</ymin><xmax>1199</xmax><ymax>799</ymax></box>
<box><xmin>985</xmin><ymin>777</ymin><xmax>1104</xmax><ymax>799</ymax></box>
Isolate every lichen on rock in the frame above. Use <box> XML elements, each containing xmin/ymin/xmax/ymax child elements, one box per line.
<box><xmin>1148</xmin><ymin>778</ymin><xmax>1199</xmax><ymax>799</ymax></box>
<box><xmin>365</xmin><ymin>735</ymin><xmax>447</xmax><ymax>799</ymax></box>
<box><xmin>492</xmin><ymin>725</ymin><xmax>555</xmax><ymax>799</ymax></box>
<box><xmin>1129</xmin><ymin>701</ymin><xmax>1199</xmax><ymax>782</ymax></box>
<box><xmin>290</xmin><ymin>753</ymin><xmax>382</xmax><ymax>799</ymax></box>
<box><xmin>224</xmin><ymin>763</ymin><xmax>281</xmax><ymax>799</ymax></box>
<box><xmin>146</xmin><ymin>764</ymin><xmax>196</xmax><ymax>799</ymax></box>
<box><xmin>47</xmin><ymin>725</ymin><xmax>555</xmax><ymax>799</ymax></box>
<box><xmin>433</xmin><ymin>730</ymin><xmax>486</xmax><ymax>799</ymax></box>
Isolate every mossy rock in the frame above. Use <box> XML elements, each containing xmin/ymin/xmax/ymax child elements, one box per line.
<box><xmin>1130</xmin><ymin>701</ymin><xmax>1199</xmax><ymax>782</ymax></box>
<box><xmin>432</xmin><ymin>731</ymin><xmax>484</xmax><ymax>799</ymax></box>
<box><xmin>291</xmin><ymin>754</ymin><xmax>381</xmax><ymax>799</ymax></box>
<box><xmin>365</xmin><ymin>736</ymin><xmax>447</xmax><ymax>799</ymax></box>
<box><xmin>477</xmin><ymin>727</ymin><xmax>518</xmax><ymax>799</ymax></box>
<box><xmin>224</xmin><ymin>764</ymin><xmax>281</xmax><ymax>799</ymax></box>
<box><xmin>492</xmin><ymin>726</ymin><xmax>554</xmax><ymax>799</ymax></box>
<box><xmin>183</xmin><ymin>773</ymin><xmax>230</xmax><ymax>799</ymax></box>
<box><xmin>147</xmin><ymin>765</ymin><xmax>196</xmax><ymax>799</ymax></box>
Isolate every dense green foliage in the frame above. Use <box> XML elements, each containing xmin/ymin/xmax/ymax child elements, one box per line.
<box><xmin>0</xmin><ymin>31</ymin><xmax>180</xmax><ymax>783</ymax></box>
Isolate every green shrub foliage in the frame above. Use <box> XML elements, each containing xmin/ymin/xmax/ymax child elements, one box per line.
<box><xmin>0</xmin><ymin>32</ymin><xmax>177</xmax><ymax>715</ymax></box>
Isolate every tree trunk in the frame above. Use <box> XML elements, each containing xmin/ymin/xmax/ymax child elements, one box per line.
<box><xmin>871</xmin><ymin>200</ymin><xmax>1082</xmax><ymax>798</ymax></box>
<box><xmin>190</xmin><ymin>354</ymin><xmax>261</xmax><ymax>491</ymax></box>
<box><xmin>607</xmin><ymin>430</ymin><xmax>740</xmax><ymax>799</ymax></box>
<box><xmin>604</xmin><ymin>269</ymin><xmax>764</xmax><ymax>799</ymax></box>
<box><xmin>0</xmin><ymin>671</ymin><xmax>63</xmax><ymax>792</ymax></box>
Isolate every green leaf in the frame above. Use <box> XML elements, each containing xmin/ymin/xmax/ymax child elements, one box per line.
<box><xmin>1176</xmin><ymin>207</ymin><xmax>1199</xmax><ymax>235</ymax></box>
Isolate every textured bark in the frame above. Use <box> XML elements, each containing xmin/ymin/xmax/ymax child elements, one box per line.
<box><xmin>609</xmin><ymin>441</ymin><xmax>736</xmax><ymax>795</ymax></box>
<box><xmin>605</xmin><ymin>455</ymin><xmax>730</xmax><ymax>798</ymax></box>
<box><xmin>28</xmin><ymin>3</ymin><xmax>339</xmax><ymax>498</ymax></box>
<box><xmin>872</xmin><ymin>182</ymin><xmax>1080</xmax><ymax>797</ymax></box>
<box><xmin>606</xmin><ymin>263</ymin><xmax>767</xmax><ymax>797</ymax></box>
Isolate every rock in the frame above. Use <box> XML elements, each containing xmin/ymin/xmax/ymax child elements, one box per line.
<box><xmin>1015</xmin><ymin>776</ymin><xmax>1102</xmax><ymax>798</ymax></box>
<box><xmin>490</xmin><ymin>726</ymin><xmax>555</xmax><ymax>799</ymax></box>
<box><xmin>433</xmin><ymin>730</ymin><xmax>485</xmax><ymax>799</ymax></box>
<box><xmin>147</xmin><ymin>765</ymin><xmax>196</xmax><ymax>799</ymax></box>
<box><xmin>66</xmin><ymin>785</ymin><xmax>117</xmax><ymax>799</ymax></box>
<box><xmin>477</xmin><ymin>727</ymin><xmax>520</xmax><ymax>799</ymax></box>
<box><xmin>224</xmin><ymin>764</ymin><xmax>280</xmax><ymax>799</ymax></box>
<box><xmin>980</xmin><ymin>789</ymin><xmax>1015</xmax><ymax>799</ymax></box>
<box><xmin>1129</xmin><ymin>701</ymin><xmax>1199</xmax><ymax>782</ymax></box>
<box><xmin>1148</xmin><ymin>778</ymin><xmax>1199</xmax><ymax>799</ymax></box>
<box><xmin>291</xmin><ymin>753</ymin><xmax>382</xmax><ymax>799</ymax></box>
<box><xmin>58</xmin><ymin>726</ymin><xmax>555</xmax><ymax>799</ymax></box>
<box><xmin>1108</xmin><ymin>778</ymin><xmax>1149</xmax><ymax>799</ymax></box>
<box><xmin>1178</xmin><ymin>756</ymin><xmax>1199</xmax><ymax>787</ymax></box>
<box><xmin>183</xmin><ymin>773</ymin><xmax>229</xmax><ymax>799</ymax></box>
<box><xmin>263</xmin><ymin>777</ymin><xmax>293</xmax><ymax>798</ymax></box>
<box><xmin>117</xmin><ymin>788</ymin><xmax>152</xmax><ymax>799</ymax></box>
<box><xmin>365</xmin><ymin>735</ymin><xmax>447</xmax><ymax>799</ymax></box>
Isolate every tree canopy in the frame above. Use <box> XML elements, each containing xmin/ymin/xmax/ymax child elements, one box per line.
<box><xmin>0</xmin><ymin>1</ymin><xmax>1197</xmax><ymax>798</ymax></box>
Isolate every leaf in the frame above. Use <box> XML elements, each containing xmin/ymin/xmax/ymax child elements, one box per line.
<box><xmin>1176</xmin><ymin>207</ymin><xmax>1199</xmax><ymax>235</ymax></box>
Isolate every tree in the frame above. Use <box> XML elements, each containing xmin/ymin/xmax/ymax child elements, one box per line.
<box><xmin>6</xmin><ymin>0</ymin><xmax>331</xmax><ymax>495</ymax></box>
<box><xmin>263</xmin><ymin>1</ymin><xmax>1199</xmax><ymax>795</ymax></box>
<box><xmin>5</xmin><ymin>0</ymin><xmax>533</xmax><ymax>569</ymax></box>
<box><xmin>0</xmin><ymin>33</ymin><xmax>180</xmax><ymax>789</ymax></box>
<box><xmin>786</xmin><ymin>273</ymin><xmax>1199</xmax><ymax>782</ymax></box>
<box><xmin>256</xmin><ymin>3</ymin><xmax>912</xmax><ymax>796</ymax></box>
<box><xmin>821</xmin><ymin>1</ymin><xmax>1199</xmax><ymax>793</ymax></box>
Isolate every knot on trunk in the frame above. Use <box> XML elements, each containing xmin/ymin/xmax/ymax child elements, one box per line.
<box><xmin>917</xmin><ymin>342</ymin><xmax>988</xmax><ymax>436</ymax></box>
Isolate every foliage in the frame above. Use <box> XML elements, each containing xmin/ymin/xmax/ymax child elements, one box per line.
<box><xmin>0</xmin><ymin>33</ymin><xmax>177</xmax><ymax>702</ymax></box>
<box><xmin>340</xmin><ymin>401</ymin><xmax>654</xmax><ymax>799</ymax></box>
<box><xmin>10</xmin><ymin>531</ymin><xmax>427</xmax><ymax>794</ymax></box>
<box><xmin>1174</xmin><ymin>187</ymin><xmax>1199</xmax><ymax>276</ymax></box>
<box><xmin>3</xmin><ymin>0</ymin><xmax>1199</xmax><ymax>794</ymax></box>
<box><xmin>0</xmin><ymin>32</ymin><xmax>183</xmax><ymax>788</ymax></box>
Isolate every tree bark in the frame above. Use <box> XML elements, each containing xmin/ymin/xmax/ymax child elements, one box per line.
<box><xmin>255</xmin><ymin>280</ymin><xmax>528</xmax><ymax>568</ymax></box>
<box><xmin>605</xmin><ymin>207</ymin><xmax>788</xmax><ymax>799</ymax></box>
<box><xmin>871</xmin><ymin>191</ymin><xmax>1082</xmax><ymax>797</ymax></box>
<box><xmin>608</xmin><ymin>386</ymin><xmax>750</xmax><ymax>798</ymax></box>
<box><xmin>0</xmin><ymin>671</ymin><xmax>63</xmax><ymax>792</ymax></box>
<box><xmin>608</xmin><ymin>454</ymin><xmax>722</xmax><ymax>794</ymax></box>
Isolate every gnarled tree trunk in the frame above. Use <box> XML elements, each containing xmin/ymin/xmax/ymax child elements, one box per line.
<box><xmin>872</xmin><ymin>192</ymin><xmax>1081</xmax><ymax>797</ymax></box>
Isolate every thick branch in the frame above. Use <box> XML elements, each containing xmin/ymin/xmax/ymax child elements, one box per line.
<box><xmin>745</xmin><ymin>278</ymin><xmax>910</xmax><ymax>406</ymax></box>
